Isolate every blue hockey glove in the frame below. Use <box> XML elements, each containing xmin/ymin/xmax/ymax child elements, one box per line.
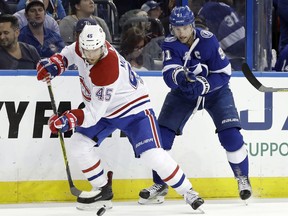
<box><xmin>179</xmin><ymin>76</ymin><xmax>211</xmax><ymax>97</ymax></box>
<box><xmin>172</xmin><ymin>66</ymin><xmax>197</xmax><ymax>86</ymax></box>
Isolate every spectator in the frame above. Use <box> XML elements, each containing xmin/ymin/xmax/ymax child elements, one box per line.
<box><xmin>18</xmin><ymin>0</ymin><xmax>65</xmax><ymax>57</ymax></box>
<box><xmin>160</xmin><ymin>0</ymin><xmax>175</xmax><ymax>36</ymax></box>
<box><xmin>14</xmin><ymin>0</ymin><xmax>60</xmax><ymax>34</ymax></box>
<box><xmin>198</xmin><ymin>0</ymin><xmax>245</xmax><ymax>70</ymax></box>
<box><xmin>120</xmin><ymin>26</ymin><xmax>149</xmax><ymax>71</ymax></box>
<box><xmin>140</xmin><ymin>1</ymin><xmax>165</xmax><ymax>41</ymax></box>
<box><xmin>58</xmin><ymin>0</ymin><xmax>112</xmax><ymax>45</ymax></box>
<box><xmin>113</xmin><ymin>0</ymin><xmax>147</xmax><ymax>19</ymax></box>
<box><xmin>275</xmin><ymin>0</ymin><xmax>288</xmax><ymax>53</ymax></box>
<box><xmin>273</xmin><ymin>44</ymin><xmax>288</xmax><ymax>71</ymax></box>
<box><xmin>16</xmin><ymin>0</ymin><xmax>66</xmax><ymax>21</ymax></box>
<box><xmin>119</xmin><ymin>9</ymin><xmax>149</xmax><ymax>33</ymax></box>
<box><xmin>0</xmin><ymin>14</ymin><xmax>40</xmax><ymax>69</ymax></box>
<box><xmin>0</xmin><ymin>0</ymin><xmax>12</xmax><ymax>15</ymax></box>
<box><xmin>141</xmin><ymin>0</ymin><xmax>163</xmax><ymax>19</ymax></box>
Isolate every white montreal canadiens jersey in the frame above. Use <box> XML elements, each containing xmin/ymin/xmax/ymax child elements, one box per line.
<box><xmin>60</xmin><ymin>41</ymin><xmax>152</xmax><ymax>128</ymax></box>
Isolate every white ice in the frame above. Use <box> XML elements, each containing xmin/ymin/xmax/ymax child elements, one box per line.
<box><xmin>0</xmin><ymin>198</ymin><xmax>287</xmax><ymax>216</ymax></box>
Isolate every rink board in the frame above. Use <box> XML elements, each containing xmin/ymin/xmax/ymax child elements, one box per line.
<box><xmin>0</xmin><ymin>71</ymin><xmax>287</xmax><ymax>203</ymax></box>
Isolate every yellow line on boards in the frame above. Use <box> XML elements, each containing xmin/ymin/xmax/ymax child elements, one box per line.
<box><xmin>0</xmin><ymin>177</ymin><xmax>287</xmax><ymax>203</ymax></box>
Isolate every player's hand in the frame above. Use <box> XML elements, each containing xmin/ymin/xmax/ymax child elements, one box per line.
<box><xmin>179</xmin><ymin>76</ymin><xmax>210</xmax><ymax>97</ymax></box>
<box><xmin>172</xmin><ymin>66</ymin><xmax>197</xmax><ymax>86</ymax></box>
<box><xmin>48</xmin><ymin>111</ymin><xmax>78</xmax><ymax>134</ymax></box>
<box><xmin>37</xmin><ymin>54</ymin><xmax>66</xmax><ymax>81</ymax></box>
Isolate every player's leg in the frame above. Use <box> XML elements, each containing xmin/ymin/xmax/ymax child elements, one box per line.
<box><xmin>206</xmin><ymin>86</ymin><xmax>252</xmax><ymax>200</ymax></box>
<box><xmin>138</xmin><ymin>126</ymin><xmax>175</xmax><ymax>204</ymax></box>
<box><xmin>218</xmin><ymin>128</ymin><xmax>251</xmax><ymax>200</ymax></box>
<box><xmin>122</xmin><ymin>108</ymin><xmax>204</xmax><ymax>210</ymax></box>
<box><xmin>69</xmin><ymin>119</ymin><xmax>116</xmax><ymax>210</ymax></box>
<box><xmin>138</xmin><ymin>90</ymin><xmax>196</xmax><ymax>204</ymax></box>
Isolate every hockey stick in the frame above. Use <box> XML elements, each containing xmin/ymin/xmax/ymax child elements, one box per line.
<box><xmin>183</xmin><ymin>38</ymin><xmax>200</xmax><ymax>82</ymax></box>
<box><xmin>46</xmin><ymin>79</ymin><xmax>95</xmax><ymax>197</ymax></box>
<box><xmin>241</xmin><ymin>63</ymin><xmax>288</xmax><ymax>92</ymax></box>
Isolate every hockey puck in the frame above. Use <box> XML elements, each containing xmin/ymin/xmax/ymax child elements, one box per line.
<box><xmin>96</xmin><ymin>207</ymin><xmax>106</xmax><ymax>216</ymax></box>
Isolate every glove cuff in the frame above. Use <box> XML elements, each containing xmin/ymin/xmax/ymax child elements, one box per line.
<box><xmin>69</xmin><ymin>109</ymin><xmax>84</xmax><ymax>126</ymax></box>
<box><xmin>172</xmin><ymin>66</ymin><xmax>184</xmax><ymax>85</ymax></box>
<box><xmin>196</xmin><ymin>76</ymin><xmax>210</xmax><ymax>94</ymax></box>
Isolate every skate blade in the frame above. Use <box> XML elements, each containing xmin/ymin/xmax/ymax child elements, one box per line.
<box><xmin>244</xmin><ymin>200</ymin><xmax>248</xmax><ymax>206</ymax></box>
<box><xmin>190</xmin><ymin>207</ymin><xmax>205</xmax><ymax>214</ymax></box>
<box><xmin>138</xmin><ymin>196</ymin><xmax>165</xmax><ymax>205</ymax></box>
<box><xmin>76</xmin><ymin>200</ymin><xmax>113</xmax><ymax>211</ymax></box>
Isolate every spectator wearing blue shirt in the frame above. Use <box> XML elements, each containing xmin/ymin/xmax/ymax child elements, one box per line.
<box><xmin>14</xmin><ymin>0</ymin><xmax>60</xmax><ymax>34</ymax></box>
<box><xmin>273</xmin><ymin>44</ymin><xmax>288</xmax><ymax>71</ymax></box>
<box><xmin>16</xmin><ymin>0</ymin><xmax>66</xmax><ymax>21</ymax></box>
<box><xmin>18</xmin><ymin>0</ymin><xmax>65</xmax><ymax>57</ymax></box>
<box><xmin>274</xmin><ymin>0</ymin><xmax>288</xmax><ymax>53</ymax></box>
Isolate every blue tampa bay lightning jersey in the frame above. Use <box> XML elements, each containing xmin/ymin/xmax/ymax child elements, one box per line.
<box><xmin>198</xmin><ymin>2</ymin><xmax>245</xmax><ymax>58</ymax></box>
<box><xmin>162</xmin><ymin>28</ymin><xmax>231</xmax><ymax>92</ymax></box>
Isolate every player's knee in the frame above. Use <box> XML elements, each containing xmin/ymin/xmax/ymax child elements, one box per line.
<box><xmin>218</xmin><ymin>127</ymin><xmax>244</xmax><ymax>152</ymax></box>
<box><xmin>160</xmin><ymin>126</ymin><xmax>176</xmax><ymax>150</ymax></box>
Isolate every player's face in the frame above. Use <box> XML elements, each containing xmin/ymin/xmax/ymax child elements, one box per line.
<box><xmin>0</xmin><ymin>22</ymin><xmax>18</xmax><ymax>48</ymax></box>
<box><xmin>172</xmin><ymin>25</ymin><xmax>193</xmax><ymax>44</ymax></box>
<box><xmin>82</xmin><ymin>46</ymin><xmax>103</xmax><ymax>65</ymax></box>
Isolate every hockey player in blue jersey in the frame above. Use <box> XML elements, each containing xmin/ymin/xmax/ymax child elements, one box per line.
<box><xmin>197</xmin><ymin>1</ymin><xmax>245</xmax><ymax>70</ymax></box>
<box><xmin>138</xmin><ymin>5</ymin><xmax>252</xmax><ymax>204</ymax></box>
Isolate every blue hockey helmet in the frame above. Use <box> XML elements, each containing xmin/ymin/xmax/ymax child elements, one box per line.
<box><xmin>169</xmin><ymin>5</ymin><xmax>195</xmax><ymax>27</ymax></box>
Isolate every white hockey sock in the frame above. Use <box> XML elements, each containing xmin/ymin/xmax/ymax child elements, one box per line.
<box><xmin>141</xmin><ymin>148</ymin><xmax>192</xmax><ymax>195</ymax></box>
<box><xmin>70</xmin><ymin>133</ymin><xmax>107</xmax><ymax>188</ymax></box>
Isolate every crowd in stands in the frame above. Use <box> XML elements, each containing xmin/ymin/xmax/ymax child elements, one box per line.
<box><xmin>0</xmin><ymin>0</ymin><xmax>287</xmax><ymax>71</ymax></box>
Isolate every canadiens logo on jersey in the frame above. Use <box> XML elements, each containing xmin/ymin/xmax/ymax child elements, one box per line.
<box><xmin>80</xmin><ymin>76</ymin><xmax>91</xmax><ymax>102</ymax></box>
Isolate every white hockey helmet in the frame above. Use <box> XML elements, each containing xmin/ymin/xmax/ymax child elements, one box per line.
<box><xmin>79</xmin><ymin>24</ymin><xmax>106</xmax><ymax>51</ymax></box>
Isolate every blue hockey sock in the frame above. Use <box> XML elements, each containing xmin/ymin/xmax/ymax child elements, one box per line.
<box><xmin>229</xmin><ymin>155</ymin><xmax>249</xmax><ymax>177</ymax></box>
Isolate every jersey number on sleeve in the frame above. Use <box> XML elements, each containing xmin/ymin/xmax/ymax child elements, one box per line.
<box><xmin>163</xmin><ymin>50</ymin><xmax>172</xmax><ymax>62</ymax></box>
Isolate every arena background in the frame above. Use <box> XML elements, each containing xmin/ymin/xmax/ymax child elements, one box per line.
<box><xmin>0</xmin><ymin>0</ymin><xmax>286</xmax><ymax>204</ymax></box>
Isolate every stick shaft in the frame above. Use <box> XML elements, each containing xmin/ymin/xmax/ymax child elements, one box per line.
<box><xmin>184</xmin><ymin>38</ymin><xmax>200</xmax><ymax>82</ymax></box>
<box><xmin>46</xmin><ymin>79</ymin><xmax>82</xmax><ymax>197</ymax></box>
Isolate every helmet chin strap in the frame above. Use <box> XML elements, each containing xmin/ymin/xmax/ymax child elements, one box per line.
<box><xmin>82</xmin><ymin>44</ymin><xmax>108</xmax><ymax>65</ymax></box>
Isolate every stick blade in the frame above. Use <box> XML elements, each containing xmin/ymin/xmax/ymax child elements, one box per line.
<box><xmin>241</xmin><ymin>63</ymin><xmax>262</xmax><ymax>90</ymax></box>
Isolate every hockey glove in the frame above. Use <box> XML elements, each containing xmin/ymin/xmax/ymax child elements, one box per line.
<box><xmin>179</xmin><ymin>76</ymin><xmax>210</xmax><ymax>97</ymax></box>
<box><xmin>37</xmin><ymin>53</ymin><xmax>67</xmax><ymax>81</ymax></box>
<box><xmin>48</xmin><ymin>110</ymin><xmax>78</xmax><ymax>134</ymax></box>
<box><xmin>172</xmin><ymin>66</ymin><xmax>197</xmax><ymax>86</ymax></box>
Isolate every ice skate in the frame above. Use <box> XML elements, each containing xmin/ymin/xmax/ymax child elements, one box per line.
<box><xmin>184</xmin><ymin>188</ymin><xmax>204</xmax><ymax>212</ymax></box>
<box><xmin>138</xmin><ymin>183</ymin><xmax>168</xmax><ymax>204</ymax></box>
<box><xmin>76</xmin><ymin>171</ymin><xmax>113</xmax><ymax>211</ymax></box>
<box><xmin>237</xmin><ymin>176</ymin><xmax>252</xmax><ymax>201</ymax></box>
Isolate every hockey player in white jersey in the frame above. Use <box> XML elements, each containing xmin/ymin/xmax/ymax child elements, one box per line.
<box><xmin>139</xmin><ymin>6</ymin><xmax>252</xmax><ymax>204</ymax></box>
<box><xmin>36</xmin><ymin>24</ymin><xmax>204</xmax><ymax>211</ymax></box>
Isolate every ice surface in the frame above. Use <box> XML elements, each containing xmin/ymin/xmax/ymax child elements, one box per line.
<box><xmin>0</xmin><ymin>198</ymin><xmax>287</xmax><ymax>216</ymax></box>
